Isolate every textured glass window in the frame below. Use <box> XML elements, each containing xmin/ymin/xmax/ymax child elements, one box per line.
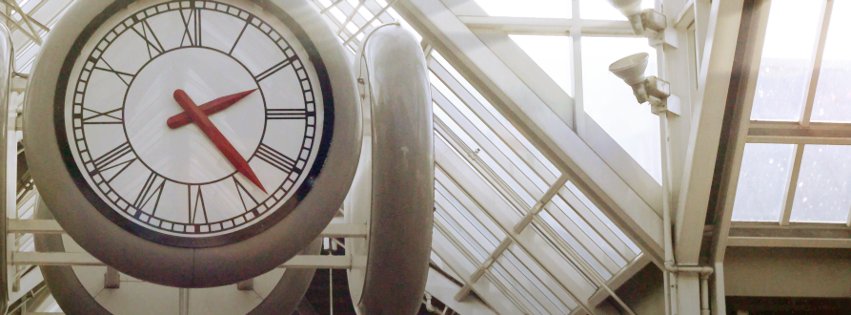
<box><xmin>791</xmin><ymin>145</ymin><xmax>851</xmax><ymax>223</ymax></box>
<box><xmin>474</xmin><ymin>0</ymin><xmax>570</xmax><ymax>18</ymax></box>
<box><xmin>811</xmin><ymin>0</ymin><xmax>851</xmax><ymax>122</ymax></box>
<box><xmin>581</xmin><ymin>37</ymin><xmax>661</xmax><ymax>181</ymax></box>
<box><xmin>751</xmin><ymin>0</ymin><xmax>823</xmax><ymax>121</ymax></box>
<box><xmin>732</xmin><ymin>143</ymin><xmax>795</xmax><ymax>222</ymax></box>
<box><xmin>510</xmin><ymin>35</ymin><xmax>573</xmax><ymax>95</ymax></box>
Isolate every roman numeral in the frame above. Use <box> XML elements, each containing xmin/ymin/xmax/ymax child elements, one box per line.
<box><xmin>232</xmin><ymin>177</ymin><xmax>259</xmax><ymax>211</ymax></box>
<box><xmin>188</xmin><ymin>185</ymin><xmax>208</xmax><ymax>224</ymax></box>
<box><xmin>228</xmin><ymin>18</ymin><xmax>250</xmax><ymax>55</ymax></box>
<box><xmin>266</xmin><ymin>109</ymin><xmax>309</xmax><ymax>120</ymax></box>
<box><xmin>133</xmin><ymin>172</ymin><xmax>166</xmax><ymax>214</ymax></box>
<box><xmin>131</xmin><ymin>19</ymin><xmax>165</xmax><ymax>59</ymax></box>
<box><xmin>93</xmin><ymin>59</ymin><xmax>135</xmax><ymax>86</ymax></box>
<box><xmin>255</xmin><ymin>144</ymin><xmax>296</xmax><ymax>173</ymax></box>
<box><xmin>179</xmin><ymin>6</ymin><xmax>203</xmax><ymax>47</ymax></box>
<box><xmin>90</xmin><ymin>142</ymin><xmax>136</xmax><ymax>182</ymax></box>
<box><xmin>93</xmin><ymin>142</ymin><xmax>133</xmax><ymax>171</ymax></box>
<box><xmin>254</xmin><ymin>57</ymin><xmax>295</xmax><ymax>81</ymax></box>
<box><xmin>81</xmin><ymin>107</ymin><xmax>123</xmax><ymax>125</ymax></box>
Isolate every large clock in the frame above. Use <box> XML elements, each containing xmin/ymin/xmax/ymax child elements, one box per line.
<box><xmin>24</xmin><ymin>0</ymin><xmax>360</xmax><ymax>287</ymax></box>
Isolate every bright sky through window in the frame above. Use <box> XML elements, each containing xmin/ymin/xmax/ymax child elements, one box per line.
<box><xmin>474</xmin><ymin>0</ymin><xmax>570</xmax><ymax>18</ymax></box>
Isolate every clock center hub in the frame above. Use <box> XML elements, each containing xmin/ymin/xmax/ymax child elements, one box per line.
<box><xmin>123</xmin><ymin>48</ymin><xmax>265</xmax><ymax>185</ymax></box>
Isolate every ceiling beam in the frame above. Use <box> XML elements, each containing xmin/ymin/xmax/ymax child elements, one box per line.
<box><xmin>6</xmin><ymin>219</ymin><xmax>368</xmax><ymax>238</ymax></box>
<box><xmin>727</xmin><ymin>223</ymin><xmax>851</xmax><ymax>248</ymax></box>
<box><xmin>674</xmin><ymin>0</ymin><xmax>745</xmax><ymax>265</ymax></box>
<box><xmin>727</xmin><ymin>236</ymin><xmax>851</xmax><ymax>248</ymax></box>
<box><xmin>748</xmin><ymin>121</ymin><xmax>851</xmax><ymax>145</ymax></box>
<box><xmin>458</xmin><ymin>16</ymin><xmax>635</xmax><ymax>37</ymax></box>
<box><xmin>708</xmin><ymin>0</ymin><xmax>771</xmax><ymax>264</ymax></box>
<box><xmin>10</xmin><ymin>252</ymin><xmax>363</xmax><ymax>269</ymax></box>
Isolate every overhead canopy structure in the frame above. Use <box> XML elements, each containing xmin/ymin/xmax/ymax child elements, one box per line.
<box><xmin>2</xmin><ymin>0</ymin><xmax>850</xmax><ymax>314</ymax></box>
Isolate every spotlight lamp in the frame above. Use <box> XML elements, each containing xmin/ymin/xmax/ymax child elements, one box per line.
<box><xmin>607</xmin><ymin>0</ymin><xmax>668</xmax><ymax>35</ymax></box>
<box><xmin>609</xmin><ymin>52</ymin><xmax>680</xmax><ymax>116</ymax></box>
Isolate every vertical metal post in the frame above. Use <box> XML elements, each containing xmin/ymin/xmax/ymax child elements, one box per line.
<box><xmin>178</xmin><ymin>288</ymin><xmax>189</xmax><ymax>315</ymax></box>
<box><xmin>0</xmin><ymin>22</ymin><xmax>13</xmax><ymax>314</ymax></box>
<box><xmin>328</xmin><ymin>267</ymin><xmax>334</xmax><ymax>315</ymax></box>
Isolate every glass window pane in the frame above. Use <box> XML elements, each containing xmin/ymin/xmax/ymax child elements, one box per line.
<box><xmin>474</xmin><ymin>0</ymin><xmax>570</xmax><ymax>18</ymax></box>
<box><xmin>510</xmin><ymin>35</ymin><xmax>573</xmax><ymax>95</ymax></box>
<box><xmin>580</xmin><ymin>0</ymin><xmax>654</xmax><ymax>20</ymax></box>
<box><xmin>791</xmin><ymin>145</ymin><xmax>851</xmax><ymax>223</ymax></box>
<box><xmin>732</xmin><ymin>143</ymin><xmax>795</xmax><ymax>222</ymax></box>
<box><xmin>581</xmin><ymin>37</ymin><xmax>661</xmax><ymax>180</ymax></box>
<box><xmin>566</xmin><ymin>181</ymin><xmax>641</xmax><ymax>255</ymax></box>
<box><xmin>431</xmin><ymin>52</ymin><xmax>561</xmax><ymax>183</ymax></box>
<box><xmin>751</xmin><ymin>0</ymin><xmax>823</xmax><ymax>121</ymax></box>
<box><xmin>538</xmin><ymin>211</ymin><xmax>612</xmax><ymax>279</ymax></box>
<box><xmin>811</xmin><ymin>0</ymin><xmax>851</xmax><ymax>122</ymax></box>
<box><xmin>550</xmin><ymin>195</ymin><xmax>627</xmax><ymax>267</ymax></box>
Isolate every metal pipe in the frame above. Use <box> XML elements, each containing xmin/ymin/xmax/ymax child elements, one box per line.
<box><xmin>659</xmin><ymin>94</ymin><xmax>678</xmax><ymax>315</ymax></box>
<box><xmin>700</xmin><ymin>273</ymin><xmax>710</xmax><ymax>315</ymax></box>
<box><xmin>178</xmin><ymin>288</ymin><xmax>189</xmax><ymax>315</ymax></box>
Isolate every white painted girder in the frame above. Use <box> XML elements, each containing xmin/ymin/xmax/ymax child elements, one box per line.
<box><xmin>11</xmin><ymin>252</ymin><xmax>365</xmax><ymax>269</ymax></box>
<box><xmin>674</xmin><ymin>0</ymin><xmax>745</xmax><ymax>265</ymax></box>
<box><xmin>6</xmin><ymin>219</ymin><xmax>368</xmax><ymax>238</ymax></box>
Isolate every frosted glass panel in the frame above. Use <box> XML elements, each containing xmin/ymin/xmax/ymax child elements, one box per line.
<box><xmin>731</xmin><ymin>143</ymin><xmax>795</xmax><ymax>222</ymax></box>
<box><xmin>510</xmin><ymin>35</ymin><xmax>573</xmax><ymax>95</ymax></box>
<box><xmin>812</xmin><ymin>0</ymin><xmax>851</xmax><ymax>122</ymax></box>
<box><xmin>791</xmin><ymin>145</ymin><xmax>851</xmax><ymax>223</ymax></box>
<box><xmin>582</xmin><ymin>37</ymin><xmax>660</xmax><ymax>181</ymax></box>
<box><xmin>474</xmin><ymin>0</ymin><xmax>570</xmax><ymax>18</ymax></box>
<box><xmin>751</xmin><ymin>0</ymin><xmax>823</xmax><ymax>121</ymax></box>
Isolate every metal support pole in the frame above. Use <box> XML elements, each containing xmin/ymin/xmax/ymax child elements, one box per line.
<box><xmin>700</xmin><ymin>273</ymin><xmax>710</xmax><ymax>315</ymax></box>
<box><xmin>178</xmin><ymin>288</ymin><xmax>189</xmax><ymax>315</ymax></box>
<box><xmin>0</xmin><ymin>22</ymin><xmax>12</xmax><ymax>314</ymax></box>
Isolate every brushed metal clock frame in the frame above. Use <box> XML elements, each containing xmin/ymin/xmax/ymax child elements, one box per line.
<box><xmin>24</xmin><ymin>0</ymin><xmax>360</xmax><ymax>288</ymax></box>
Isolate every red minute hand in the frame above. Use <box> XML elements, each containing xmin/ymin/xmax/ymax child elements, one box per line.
<box><xmin>172</xmin><ymin>89</ymin><xmax>267</xmax><ymax>193</ymax></box>
<box><xmin>167</xmin><ymin>89</ymin><xmax>256</xmax><ymax>129</ymax></box>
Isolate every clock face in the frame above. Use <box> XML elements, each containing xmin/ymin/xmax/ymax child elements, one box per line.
<box><xmin>59</xmin><ymin>0</ymin><xmax>331</xmax><ymax>247</ymax></box>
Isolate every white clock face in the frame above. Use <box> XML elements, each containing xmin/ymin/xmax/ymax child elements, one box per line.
<box><xmin>60</xmin><ymin>0</ymin><xmax>330</xmax><ymax>247</ymax></box>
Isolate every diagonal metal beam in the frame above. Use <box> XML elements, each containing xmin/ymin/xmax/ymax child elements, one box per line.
<box><xmin>674</xmin><ymin>0</ymin><xmax>745</xmax><ymax>265</ymax></box>
<box><xmin>0</xmin><ymin>0</ymin><xmax>49</xmax><ymax>45</ymax></box>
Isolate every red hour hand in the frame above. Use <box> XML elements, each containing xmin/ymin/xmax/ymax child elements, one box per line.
<box><xmin>172</xmin><ymin>89</ymin><xmax>267</xmax><ymax>193</ymax></box>
<box><xmin>167</xmin><ymin>89</ymin><xmax>256</xmax><ymax>129</ymax></box>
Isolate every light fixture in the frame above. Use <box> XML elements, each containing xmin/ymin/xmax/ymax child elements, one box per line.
<box><xmin>607</xmin><ymin>0</ymin><xmax>668</xmax><ymax>35</ymax></box>
<box><xmin>609</xmin><ymin>52</ymin><xmax>678</xmax><ymax>115</ymax></box>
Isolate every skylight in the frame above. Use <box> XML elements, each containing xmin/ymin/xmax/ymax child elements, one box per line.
<box><xmin>811</xmin><ymin>0</ymin><xmax>851</xmax><ymax>123</ymax></box>
<box><xmin>750</xmin><ymin>0</ymin><xmax>822</xmax><ymax>122</ymax></box>
<box><xmin>473</xmin><ymin>0</ymin><xmax>570</xmax><ymax>18</ymax></box>
<box><xmin>732</xmin><ymin>0</ymin><xmax>851</xmax><ymax>225</ymax></box>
